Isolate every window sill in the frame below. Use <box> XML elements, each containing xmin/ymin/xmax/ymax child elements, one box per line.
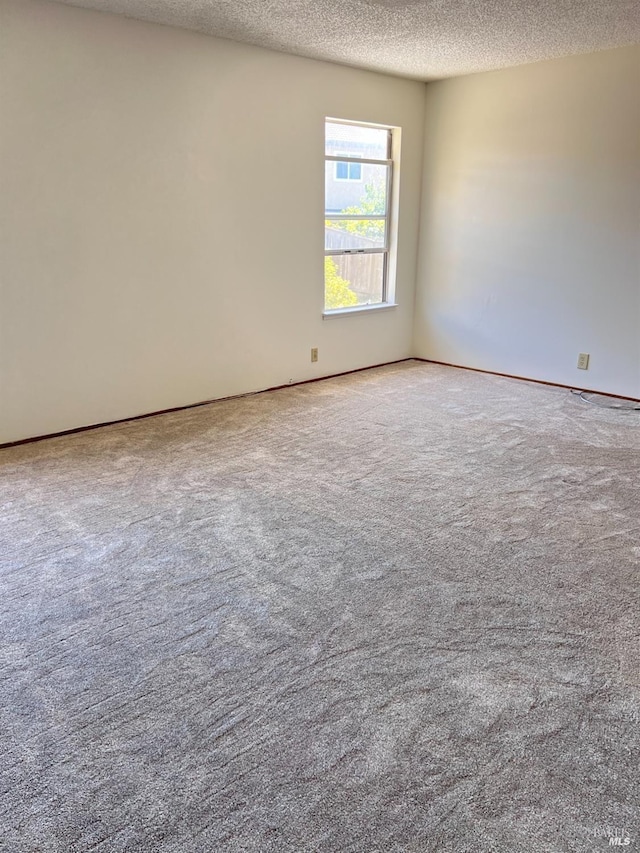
<box><xmin>322</xmin><ymin>303</ymin><xmax>399</xmax><ymax>319</ymax></box>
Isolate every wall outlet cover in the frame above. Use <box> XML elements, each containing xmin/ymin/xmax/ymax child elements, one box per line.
<box><xmin>577</xmin><ymin>353</ymin><xmax>590</xmax><ymax>370</ymax></box>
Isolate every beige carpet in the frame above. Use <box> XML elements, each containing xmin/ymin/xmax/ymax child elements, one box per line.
<box><xmin>0</xmin><ymin>360</ymin><xmax>638</xmax><ymax>852</ymax></box>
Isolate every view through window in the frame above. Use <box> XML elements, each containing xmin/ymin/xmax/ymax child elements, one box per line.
<box><xmin>324</xmin><ymin>120</ymin><xmax>393</xmax><ymax>312</ymax></box>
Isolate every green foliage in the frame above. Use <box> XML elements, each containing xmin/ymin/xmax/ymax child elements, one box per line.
<box><xmin>325</xmin><ymin>182</ymin><xmax>386</xmax><ymax>241</ymax></box>
<box><xmin>342</xmin><ymin>181</ymin><xmax>386</xmax><ymax>216</ymax></box>
<box><xmin>324</xmin><ymin>257</ymin><xmax>358</xmax><ymax>309</ymax></box>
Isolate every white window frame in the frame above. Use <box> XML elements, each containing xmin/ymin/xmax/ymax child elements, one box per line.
<box><xmin>324</xmin><ymin>118</ymin><xmax>398</xmax><ymax>317</ymax></box>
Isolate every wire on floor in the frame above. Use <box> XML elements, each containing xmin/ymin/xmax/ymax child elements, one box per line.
<box><xmin>570</xmin><ymin>389</ymin><xmax>640</xmax><ymax>411</ymax></box>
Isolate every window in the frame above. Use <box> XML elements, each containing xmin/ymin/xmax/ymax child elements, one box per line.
<box><xmin>324</xmin><ymin>119</ymin><xmax>396</xmax><ymax>313</ymax></box>
<box><xmin>335</xmin><ymin>159</ymin><xmax>362</xmax><ymax>181</ymax></box>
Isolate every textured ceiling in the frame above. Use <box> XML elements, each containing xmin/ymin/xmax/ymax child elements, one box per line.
<box><xmin>52</xmin><ymin>0</ymin><xmax>640</xmax><ymax>79</ymax></box>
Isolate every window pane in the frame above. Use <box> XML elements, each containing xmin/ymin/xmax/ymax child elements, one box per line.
<box><xmin>334</xmin><ymin>159</ymin><xmax>361</xmax><ymax>182</ymax></box>
<box><xmin>325</xmin><ymin>220</ymin><xmax>385</xmax><ymax>250</ymax></box>
<box><xmin>324</xmin><ymin>253</ymin><xmax>385</xmax><ymax>310</ymax></box>
<box><xmin>325</xmin><ymin>162</ymin><xmax>388</xmax><ymax>215</ymax></box>
<box><xmin>325</xmin><ymin>121</ymin><xmax>389</xmax><ymax>160</ymax></box>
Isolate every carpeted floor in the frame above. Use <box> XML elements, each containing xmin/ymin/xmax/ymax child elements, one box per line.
<box><xmin>1</xmin><ymin>360</ymin><xmax>638</xmax><ymax>852</ymax></box>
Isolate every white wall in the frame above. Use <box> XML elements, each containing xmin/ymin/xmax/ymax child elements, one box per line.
<box><xmin>0</xmin><ymin>0</ymin><xmax>425</xmax><ymax>443</ymax></box>
<box><xmin>414</xmin><ymin>45</ymin><xmax>640</xmax><ymax>398</ymax></box>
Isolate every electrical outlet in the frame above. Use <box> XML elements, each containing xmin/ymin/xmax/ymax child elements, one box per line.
<box><xmin>577</xmin><ymin>353</ymin><xmax>590</xmax><ymax>370</ymax></box>
<box><xmin>311</xmin><ymin>347</ymin><xmax>318</xmax><ymax>363</ymax></box>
